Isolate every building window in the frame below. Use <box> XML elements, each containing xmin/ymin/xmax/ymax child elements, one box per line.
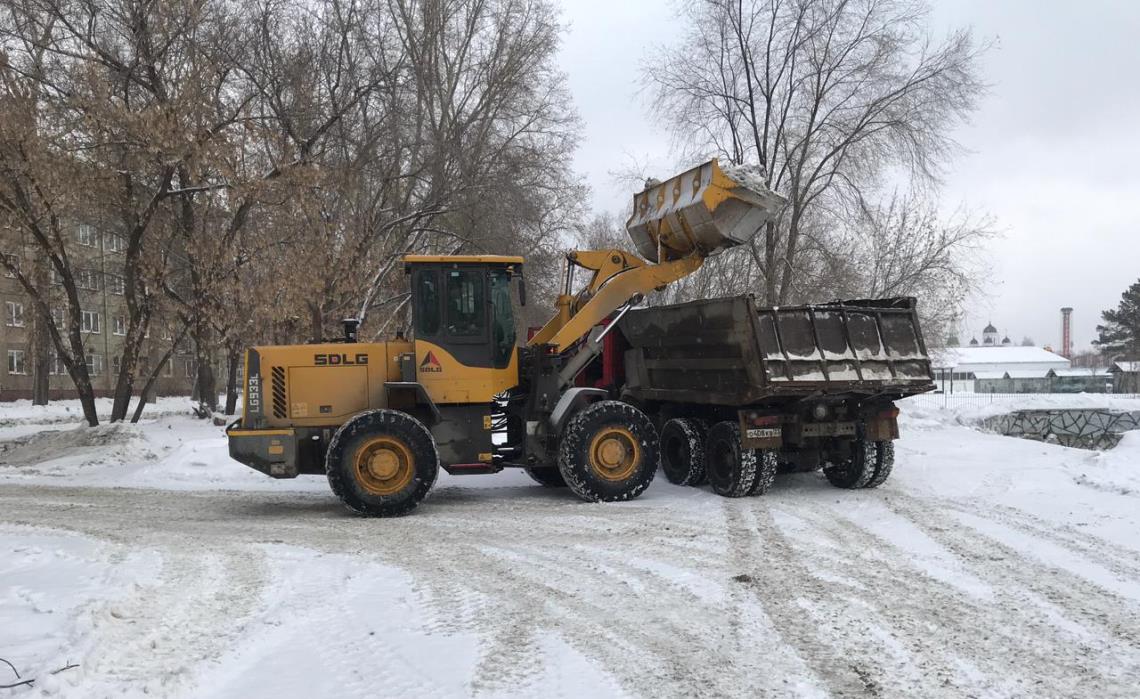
<box><xmin>161</xmin><ymin>325</ymin><xmax>173</xmax><ymax>341</ymax></box>
<box><xmin>107</xmin><ymin>274</ymin><xmax>125</xmax><ymax>295</ymax></box>
<box><xmin>7</xmin><ymin>350</ymin><xmax>26</xmax><ymax>375</ymax></box>
<box><xmin>163</xmin><ymin>358</ymin><xmax>173</xmax><ymax>377</ymax></box>
<box><xmin>51</xmin><ymin>307</ymin><xmax>66</xmax><ymax>329</ymax></box>
<box><xmin>1</xmin><ymin>253</ymin><xmax>18</xmax><ymax>278</ymax></box>
<box><xmin>106</xmin><ymin>234</ymin><xmax>126</xmax><ymax>253</ymax></box>
<box><xmin>50</xmin><ymin>268</ymin><xmax>63</xmax><ymax>286</ymax></box>
<box><xmin>86</xmin><ymin>353</ymin><xmax>103</xmax><ymax>376</ymax></box>
<box><xmin>6</xmin><ymin>301</ymin><xmax>24</xmax><ymax>328</ymax></box>
<box><xmin>77</xmin><ymin>224</ymin><xmax>98</xmax><ymax>247</ymax></box>
<box><xmin>113</xmin><ymin>316</ymin><xmax>127</xmax><ymax>336</ymax></box>
<box><xmin>81</xmin><ymin>310</ymin><xmax>101</xmax><ymax>334</ymax></box>
<box><xmin>49</xmin><ymin>352</ymin><xmax>66</xmax><ymax>376</ymax></box>
<box><xmin>184</xmin><ymin>359</ymin><xmax>195</xmax><ymax>378</ymax></box>
<box><xmin>112</xmin><ymin>355</ymin><xmax>121</xmax><ymax>375</ymax></box>
<box><xmin>75</xmin><ymin>269</ymin><xmax>101</xmax><ymax>291</ymax></box>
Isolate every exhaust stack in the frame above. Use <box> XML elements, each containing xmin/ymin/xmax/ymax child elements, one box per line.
<box><xmin>1060</xmin><ymin>307</ymin><xmax>1073</xmax><ymax>359</ymax></box>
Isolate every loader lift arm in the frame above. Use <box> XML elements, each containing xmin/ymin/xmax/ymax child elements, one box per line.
<box><xmin>527</xmin><ymin>249</ymin><xmax>704</xmax><ymax>354</ymax></box>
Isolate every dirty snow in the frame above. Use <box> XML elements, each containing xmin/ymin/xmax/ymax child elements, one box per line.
<box><xmin>1</xmin><ymin>398</ymin><xmax>1139</xmax><ymax>697</ymax></box>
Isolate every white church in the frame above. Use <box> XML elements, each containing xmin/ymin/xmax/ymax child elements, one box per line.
<box><xmin>932</xmin><ymin>323</ymin><xmax>1072</xmax><ymax>392</ymax></box>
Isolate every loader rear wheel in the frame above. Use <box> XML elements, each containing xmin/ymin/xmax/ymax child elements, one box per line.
<box><xmin>660</xmin><ymin>418</ymin><xmax>706</xmax><ymax>486</ymax></box>
<box><xmin>747</xmin><ymin>449</ymin><xmax>779</xmax><ymax>496</ymax></box>
<box><xmin>325</xmin><ymin>409</ymin><xmax>439</xmax><ymax>517</ymax></box>
<box><xmin>558</xmin><ymin>400</ymin><xmax>658</xmax><ymax>503</ymax></box>
<box><xmin>823</xmin><ymin>439</ymin><xmax>892</xmax><ymax>490</ymax></box>
<box><xmin>705</xmin><ymin>421</ymin><xmax>757</xmax><ymax>498</ymax></box>
<box><xmin>525</xmin><ymin>466</ymin><xmax>567</xmax><ymax>488</ymax></box>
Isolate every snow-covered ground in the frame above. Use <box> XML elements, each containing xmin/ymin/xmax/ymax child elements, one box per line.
<box><xmin>2</xmin><ymin>396</ymin><xmax>1140</xmax><ymax>697</ymax></box>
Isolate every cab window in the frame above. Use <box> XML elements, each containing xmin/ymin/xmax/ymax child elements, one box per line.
<box><xmin>414</xmin><ymin>270</ymin><xmax>442</xmax><ymax>337</ymax></box>
<box><xmin>490</xmin><ymin>270</ymin><xmax>516</xmax><ymax>367</ymax></box>
<box><xmin>446</xmin><ymin>269</ymin><xmax>485</xmax><ymax>338</ymax></box>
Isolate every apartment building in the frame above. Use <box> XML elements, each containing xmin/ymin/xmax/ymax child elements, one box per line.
<box><xmin>0</xmin><ymin>224</ymin><xmax>199</xmax><ymax>401</ymax></box>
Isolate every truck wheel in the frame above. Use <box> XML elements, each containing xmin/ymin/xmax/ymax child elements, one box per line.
<box><xmin>525</xmin><ymin>466</ymin><xmax>567</xmax><ymax>487</ymax></box>
<box><xmin>863</xmin><ymin>441</ymin><xmax>895</xmax><ymax>489</ymax></box>
<box><xmin>558</xmin><ymin>400</ymin><xmax>658</xmax><ymax>502</ymax></box>
<box><xmin>705</xmin><ymin>421</ymin><xmax>757</xmax><ymax>498</ymax></box>
<box><xmin>325</xmin><ymin>409</ymin><xmax>439</xmax><ymax>516</ymax></box>
<box><xmin>823</xmin><ymin>439</ymin><xmax>883</xmax><ymax>490</ymax></box>
<box><xmin>747</xmin><ymin>449</ymin><xmax>779</xmax><ymax>496</ymax></box>
<box><xmin>660</xmin><ymin>418</ymin><xmax>706</xmax><ymax>486</ymax></box>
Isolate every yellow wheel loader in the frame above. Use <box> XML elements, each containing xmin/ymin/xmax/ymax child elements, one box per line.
<box><xmin>227</xmin><ymin>160</ymin><xmax>934</xmax><ymax>516</ymax></box>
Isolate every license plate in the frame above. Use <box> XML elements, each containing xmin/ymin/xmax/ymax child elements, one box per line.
<box><xmin>746</xmin><ymin>428</ymin><xmax>781</xmax><ymax>439</ymax></box>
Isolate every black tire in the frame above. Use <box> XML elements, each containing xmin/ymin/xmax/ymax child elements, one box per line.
<box><xmin>659</xmin><ymin>418</ymin><xmax>706</xmax><ymax>486</ymax></box>
<box><xmin>823</xmin><ymin>439</ymin><xmax>890</xmax><ymax>490</ymax></box>
<box><xmin>863</xmin><ymin>441</ymin><xmax>895</xmax><ymax>489</ymax></box>
<box><xmin>558</xmin><ymin>400</ymin><xmax>658</xmax><ymax>503</ymax></box>
<box><xmin>704</xmin><ymin>421</ymin><xmax>757</xmax><ymax>498</ymax></box>
<box><xmin>524</xmin><ymin>466</ymin><xmax>567</xmax><ymax>488</ymax></box>
<box><xmin>747</xmin><ymin>449</ymin><xmax>779</xmax><ymax>496</ymax></box>
<box><xmin>325</xmin><ymin>409</ymin><xmax>439</xmax><ymax>516</ymax></box>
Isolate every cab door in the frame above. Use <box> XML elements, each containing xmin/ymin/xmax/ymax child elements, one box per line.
<box><xmin>410</xmin><ymin>265</ymin><xmax>517</xmax><ymax>404</ymax></box>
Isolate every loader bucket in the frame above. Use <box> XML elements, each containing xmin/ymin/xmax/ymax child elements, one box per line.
<box><xmin>625</xmin><ymin>159</ymin><xmax>785</xmax><ymax>263</ymax></box>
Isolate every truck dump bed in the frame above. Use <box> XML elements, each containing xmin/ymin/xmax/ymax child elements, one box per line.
<box><xmin>618</xmin><ymin>296</ymin><xmax>935</xmax><ymax>406</ymax></box>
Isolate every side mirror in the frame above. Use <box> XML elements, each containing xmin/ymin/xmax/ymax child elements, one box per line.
<box><xmin>517</xmin><ymin>276</ymin><xmax>527</xmax><ymax>307</ymax></box>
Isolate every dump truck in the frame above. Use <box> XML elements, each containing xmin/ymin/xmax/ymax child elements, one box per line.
<box><xmin>227</xmin><ymin>159</ymin><xmax>935</xmax><ymax>516</ymax></box>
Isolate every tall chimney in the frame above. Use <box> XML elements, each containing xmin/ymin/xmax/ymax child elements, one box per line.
<box><xmin>1060</xmin><ymin>307</ymin><xmax>1073</xmax><ymax>359</ymax></box>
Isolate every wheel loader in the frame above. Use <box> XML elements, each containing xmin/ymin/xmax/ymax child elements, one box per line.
<box><xmin>227</xmin><ymin>159</ymin><xmax>935</xmax><ymax>516</ymax></box>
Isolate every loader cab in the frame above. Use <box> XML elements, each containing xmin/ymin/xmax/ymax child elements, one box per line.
<box><xmin>403</xmin><ymin>255</ymin><xmax>524</xmax><ymax>405</ymax></box>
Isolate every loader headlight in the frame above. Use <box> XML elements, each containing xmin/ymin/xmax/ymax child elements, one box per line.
<box><xmin>812</xmin><ymin>403</ymin><xmax>830</xmax><ymax>421</ymax></box>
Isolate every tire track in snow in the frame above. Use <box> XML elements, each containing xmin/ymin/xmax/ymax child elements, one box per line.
<box><xmin>777</xmin><ymin>497</ymin><xmax>1131</xmax><ymax>697</ymax></box>
<box><xmin>879</xmin><ymin>493</ymin><xmax>1140</xmax><ymax>695</ymax></box>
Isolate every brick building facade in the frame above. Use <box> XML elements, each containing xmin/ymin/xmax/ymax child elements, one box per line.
<box><xmin>1</xmin><ymin>224</ymin><xmax>200</xmax><ymax>401</ymax></box>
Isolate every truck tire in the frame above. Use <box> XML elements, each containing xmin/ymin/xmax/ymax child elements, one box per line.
<box><xmin>558</xmin><ymin>400</ymin><xmax>658</xmax><ymax>503</ymax></box>
<box><xmin>325</xmin><ymin>409</ymin><xmax>439</xmax><ymax>517</ymax></box>
<box><xmin>705</xmin><ymin>421</ymin><xmax>757</xmax><ymax>498</ymax></box>
<box><xmin>525</xmin><ymin>466</ymin><xmax>567</xmax><ymax>488</ymax></box>
<box><xmin>747</xmin><ymin>449</ymin><xmax>779</xmax><ymax>496</ymax></box>
<box><xmin>863</xmin><ymin>441</ymin><xmax>895</xmax><ymax>489</ymax></box>
<box><xmin>823</xmin><ymin>439</ymin><xmax>890</xmax><ymax>490</ymax></box>
<box><xmin>660</xmin><ymin>417</ymin><xmax>706</xmax><ymax>486</ymax></box>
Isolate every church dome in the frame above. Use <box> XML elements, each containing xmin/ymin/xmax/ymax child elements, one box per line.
<box><xmin>983</xmin><ymin>322</ymin><xmax>997</xmax><ymax>334</ymax></box>
<box><xmin>969</xmin><ymin>337</ymin><xmax>979</xmax><ymax>346</ymax></box>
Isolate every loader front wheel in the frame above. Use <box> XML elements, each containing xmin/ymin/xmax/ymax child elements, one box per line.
<box><xmin>705</xmin><ymin>421</ymin><xmax>757</xmax><ymax>498</ymax></box>
<box><xmin>326</xmin><ymin>409</ymin><xmax>439</xmax><ymax>517</ymax></box>
<box><xmin>559</xmin><ymin>400</ymin><xmax>658</xmax><ymax>503</ymax></box>
<box><xmin>660</xmin><ymin>418</ymin><xmax>706</xmax><ymax>486</ymax></box>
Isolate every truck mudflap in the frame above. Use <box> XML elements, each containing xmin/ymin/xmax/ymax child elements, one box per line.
<box><xmin>227</xmin><ymin>425</ymin><xmax>299</xmax><ymax>478</ymax></box>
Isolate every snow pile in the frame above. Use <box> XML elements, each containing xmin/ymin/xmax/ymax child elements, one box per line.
<box><xmin>0</xmin><ymin>527</ymin><xmax>160</xmax><ymax>692</ymax></box>
<box><xmin>0</xmin><ymin>396</ymin><xmax>197</xmax><ymax>428</ymax></box>
<box><xmin>900</xmin><ymin>393</ymin><xmax>1140</xmax><ymax>430</ymax></box>
<box><xmin>1074</xmin><ymin>430</ymin><xmax>1140</xmax><ymax>495</ymax></box>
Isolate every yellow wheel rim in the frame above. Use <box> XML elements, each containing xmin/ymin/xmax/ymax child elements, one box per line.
<box><xmin>588</xmin><ymin>426</ymin><xmax>641</xmax><ymax>481</ymax></box>
<box><xmin>353</xmin><ymin>436</ymin><xmax>415</xmax><ymax>496</ymax></box>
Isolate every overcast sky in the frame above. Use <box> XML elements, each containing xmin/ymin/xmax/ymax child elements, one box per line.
<box><xmin>556</xmin><ymin>0</ymin><xmax>1140</xmax><ymax>353</ymax></box>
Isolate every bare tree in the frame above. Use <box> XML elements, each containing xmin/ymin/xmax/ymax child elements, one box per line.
<box><xmin>644</xmin><ymin>0</ymin><xmax>988</xmax><ymax>305</ymax></box>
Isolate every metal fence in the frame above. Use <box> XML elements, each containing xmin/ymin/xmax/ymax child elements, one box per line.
<box><xmin>901</xmin><ymin>392</ymin><xmax>1140</xmax><ymax>410</ymax></box>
